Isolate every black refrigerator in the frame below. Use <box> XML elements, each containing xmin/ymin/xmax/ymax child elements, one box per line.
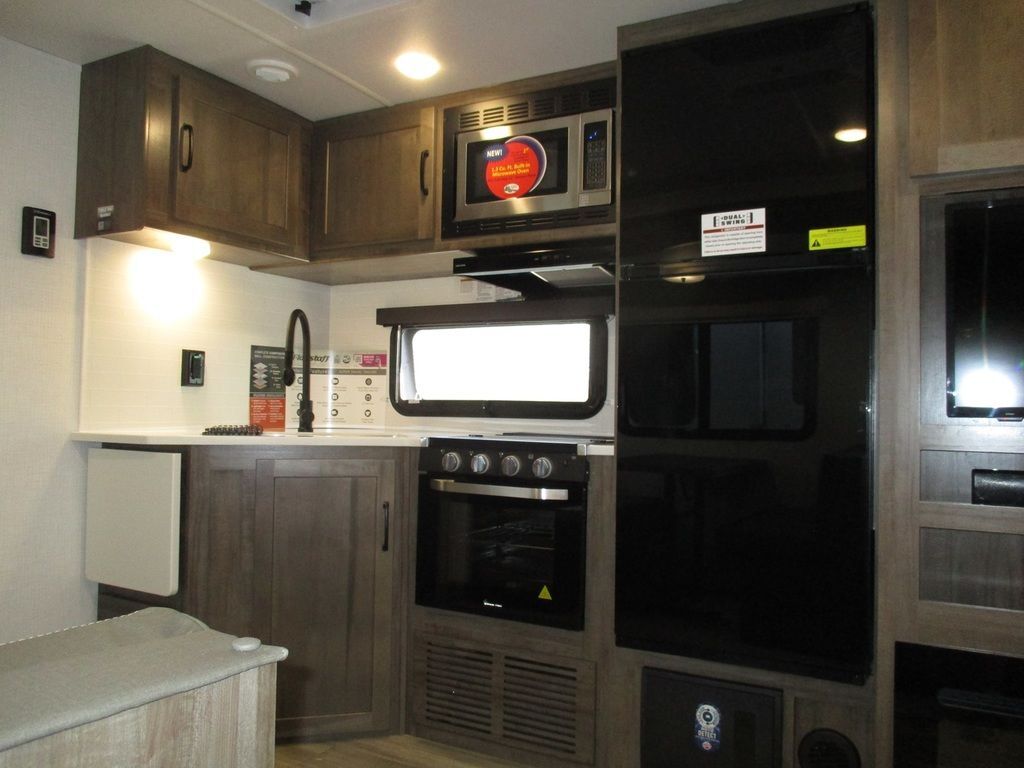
<box><xmin>615</xmin><ymin>4</ymin><xmax>875</xmax><ymax>685</ymax></box>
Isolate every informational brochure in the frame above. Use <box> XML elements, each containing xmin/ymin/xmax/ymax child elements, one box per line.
<box><xmin>284</xmin><ymin>350</ymin><xmax>388</xmax><ymax>430</ymax></box>
<box><xmin>249</xmin><ymin>345</ymin><xmax>287</xmax><ymax>431</ymax></box>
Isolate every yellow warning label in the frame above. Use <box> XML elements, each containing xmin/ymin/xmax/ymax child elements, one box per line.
<box><xmin>538</xmin><ymin>585</ymin><xmax>553</xmax><ymax>601</ymax></box>
<box><xmin>808</xmin><ymin>225</ymin><xmax>867</xmax><ymax>251</ymax></box>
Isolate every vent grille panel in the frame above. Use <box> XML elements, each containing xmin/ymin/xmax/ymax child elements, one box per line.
<box><xmin>414</xmin><ymin>634</ymin><xmax>595</xmax><ymax>763</ymax></box>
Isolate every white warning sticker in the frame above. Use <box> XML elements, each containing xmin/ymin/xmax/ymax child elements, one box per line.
<box><xmin>701</xmin><ymin>208</ymin><xmax>766</xmax><ymax>257</ymax></box>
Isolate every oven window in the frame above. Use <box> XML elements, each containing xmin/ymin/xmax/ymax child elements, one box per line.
<box><xmin>415</xmin><ymin>483</ymin><xmax>586</xmax><ymax>629</ymax></box>
<box><xmin>391</xmin><ymin>319</ymin><xmax>607</xmax><ymax>418</ymax></box>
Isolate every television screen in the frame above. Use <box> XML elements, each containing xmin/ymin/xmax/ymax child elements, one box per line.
<box><xmin>946</xmin><ymin>193</ymin><xmax>1024</xmax><ymax>418</ymax></box>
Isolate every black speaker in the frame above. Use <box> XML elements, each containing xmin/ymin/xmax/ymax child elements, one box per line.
<box><xmin>797</xmin><ymin>729</ymin><xmax>860</xmax><ymax>768</ymax></box>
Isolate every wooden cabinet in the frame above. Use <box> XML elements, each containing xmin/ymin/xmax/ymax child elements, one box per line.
<box><xmin>310</xmin><ymin>103</ymin><xmax>436</xmax><ymax>258</ymax></box>
<box><xmin>98</xmin><ymin>445</ymin><xmax>406</xmax><ymax>741</ymax></box>
<box><xmin>253</xmin><ymin>455</ymin><xmax>398</xmax><ymax>739</ymax></box>
<box><xmin>908</xmin><ymin>0</ymin><xmax>1024</xmax><ymax>175</ymax></box>
<box><xmin>75</xmin><ymin>46</ymin><xmax>310</xmax><ymax>267</ymax></box>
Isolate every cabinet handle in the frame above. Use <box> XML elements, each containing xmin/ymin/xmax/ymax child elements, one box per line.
<box><xmin>180</xmin><ymin>124</ymin><xmax>194</xmax><ymax>172</ymax></box>
<box><xmin>382</xmin><ymin>501</ymin><xmax>390</xmax><ymax>552</ymax></box>
<box><xmin>419</xmin><ymin>149</ymin><xmax>430</xmax><ymax>197</ymax></box>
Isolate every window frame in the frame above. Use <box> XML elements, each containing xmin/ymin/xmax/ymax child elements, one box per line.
<box><xmin>387</xmin><ymin>312</ymin><xmax>609</xmax><ymax>419</ymax></box>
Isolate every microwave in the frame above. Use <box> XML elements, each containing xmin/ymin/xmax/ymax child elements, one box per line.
<box><xmin>441</xmin><ymin>79</ymin><xmax>616</xmax><ymax>239</ymax></box>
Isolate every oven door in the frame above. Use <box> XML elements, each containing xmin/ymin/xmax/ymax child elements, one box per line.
<box><xmin>416</xmin><ymin>474</ymin><xmax>586</xmax><ymax>630</ymax></box>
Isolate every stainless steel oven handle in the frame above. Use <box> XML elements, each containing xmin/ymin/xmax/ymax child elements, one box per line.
<box><xmin>429</xmin><ymin>478</ymin><xmax>569</xmax><ymax>501</ymax></box>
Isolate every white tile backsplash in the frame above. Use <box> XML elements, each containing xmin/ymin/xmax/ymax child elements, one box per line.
<box><xmin>79</xmin><ymin>238</ymin><xmax>331</xmax><ymax>431</ymax></box>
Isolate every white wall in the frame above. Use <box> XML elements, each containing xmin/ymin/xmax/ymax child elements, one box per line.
<box><xmin>330</xmin><ymin>277</ymin><xmax>616</xmax><ymax>437</ymax></box>
<box><xmin>80</xmin><ymin>239</ymin><xmax>330</xmax><ymax>430</ymax></box>
<box><xmin>0</xmin><ymin>37</ymin><xmax>94</xmax><ymax>642</ymax></box>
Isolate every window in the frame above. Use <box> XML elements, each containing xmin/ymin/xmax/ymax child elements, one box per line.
<box><xmin>384</xmin><ymin>302</ymin><xmax>609</xmax><ymax>419</ymax></box>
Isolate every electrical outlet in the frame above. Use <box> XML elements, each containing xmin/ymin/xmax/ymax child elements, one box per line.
<box><xmin>181</xmin><ymin>350</ymin><xmax>205</xmax><ymax>386</ymax></box>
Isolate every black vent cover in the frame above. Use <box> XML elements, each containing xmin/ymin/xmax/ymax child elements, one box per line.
<box><xmin>798</xmin><ymin>729</ymin><xmax>860</xmax><ymax>768</ymax></box>
<box><xmin>449</xmin><ymin>77</ymin><xmax>615</xmax><ymax>131</ymax></box>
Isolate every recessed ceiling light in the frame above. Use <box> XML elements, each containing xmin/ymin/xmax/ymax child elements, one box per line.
<box><xmin>834</xmin><ymin>127</ymin><xmax>868</xmax><ymax>143</ymax></box>
<box><xmin>247</xmin><ymin>59</ymin><xmax>298</xmax><ymax>83</ymax></box>
<box><xmin>394</xmin><ymin>51</ymin><xmax>441</xmax><ymax>80</ymax></box>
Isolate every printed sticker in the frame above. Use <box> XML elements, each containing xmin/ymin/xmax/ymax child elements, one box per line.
<box><xmin>701</xmin><ymin>208</ymin><xmax>766</xmax><ymax>257</ymax></box>
<box><xmin>484</xmin><ymin>136</ymin><xmax>547</xmax><ymax>200</ymax></box>
<box><xmin>694</xmin><ymin>703</ymin><xmax>722</xmax><ymax>753</ymax></box>
<box><xmin>808</xmin><ymin>225</ymin><xmax>867</xmax><ymax>251</ymax></box>
<box><xmin>538</xmin><ymin>585</ymin><xmax>553</xmax><ymax>601</ymax></box>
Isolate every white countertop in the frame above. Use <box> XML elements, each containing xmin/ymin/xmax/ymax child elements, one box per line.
<box><xmin>71</xmin><ymin>429</ymin><xmax>614</xmax><ymax>455</ymax></box>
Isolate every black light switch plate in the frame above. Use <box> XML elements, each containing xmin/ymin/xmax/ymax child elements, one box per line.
<box><xmin>181</xmin><ymin>349</ymin><xmax>205</xmax><ymax>386</ymax></box>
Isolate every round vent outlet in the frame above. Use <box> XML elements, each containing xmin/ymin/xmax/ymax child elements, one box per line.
<box><xmin>798</xmin><ymin>728</ymin><xmax>861</xmax><ymax>768</ymax></box>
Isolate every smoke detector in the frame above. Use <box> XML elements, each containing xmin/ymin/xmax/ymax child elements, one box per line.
<box><xmin>247</xmin><ymin>59</ymin><xmax>299</xmax><ymax>83</ymax></box>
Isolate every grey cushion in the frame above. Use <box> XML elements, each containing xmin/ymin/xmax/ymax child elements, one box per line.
<box><xmin>0</xmin><ymin>608</ymin><xmax>287</xmax><ymax>752</ymax></box>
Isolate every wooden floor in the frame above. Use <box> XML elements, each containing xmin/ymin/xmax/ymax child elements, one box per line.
<box><xmin>275</xmin><ymin>735</ymin><xmax>534</xmax><ymax>768</ymax></box>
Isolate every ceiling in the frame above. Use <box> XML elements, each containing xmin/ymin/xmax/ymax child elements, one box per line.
<box><xmin>0</xmin><ymin>0</ymin><xmax>727</xmax><ymax>121</ymax></box>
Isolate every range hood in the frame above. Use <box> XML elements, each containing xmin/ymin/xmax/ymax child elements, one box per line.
<box><xmin>453</xmin><ymin>239</ymin><xmax>615</xmax><ymax>297</ymax></box>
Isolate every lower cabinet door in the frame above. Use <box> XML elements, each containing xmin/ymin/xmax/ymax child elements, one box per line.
<box><xmin>254</xmin><ymin>457</ymin><xmax>397</xmax><ymax>739</ymax></box>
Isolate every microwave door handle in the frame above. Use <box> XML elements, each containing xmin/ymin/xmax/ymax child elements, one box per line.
<box><xmin>429</xmin><ymin>478</ymin><xmax>569</xmax><ymax>502</ymax></box>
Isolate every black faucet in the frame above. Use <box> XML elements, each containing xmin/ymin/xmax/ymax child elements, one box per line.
<box><xmin>283</xmin><ymin>309</ymin><xmax>314</xmax><ymax>433</ymax></box>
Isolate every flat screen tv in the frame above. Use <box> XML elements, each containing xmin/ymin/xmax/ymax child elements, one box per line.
<box><xmin>945</xmin><ymin>189</ymin><xmax>1024</xmax><ymax>419</ymax></box>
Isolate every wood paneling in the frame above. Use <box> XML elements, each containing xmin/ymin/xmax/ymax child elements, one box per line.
<box><xmin>175</xmin><ymin>75</ymin><xmax>306</xmax><ymax>250</ymax></box>
<box><xmin>75</xmin><ymin>46</ymin><xmax>311</xmax><ymax>267</ymax></box>
<box><xmin>255</xmin><ymin>454</ymin><xmax>400</xmax><ymax>740</ymax></box>
<box><xmin>908</xmin><ymin>0</ymin><xmax>1024</xmax><ymax>175</ymax></box>
<box><xmin>312</xmin><ymin>105</ymin><xmax>435</xmax><ymax>255</ymax></box>
<box><xmin>0</xmin><ymin>665</ymin><xmax>277</xmax><ymax>768</ymax></box>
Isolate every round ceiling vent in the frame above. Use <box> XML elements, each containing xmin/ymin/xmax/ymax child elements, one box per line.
<box><xmin>798</xmin><ymin>728</ymin><xmax>861</xmax><ymax>768</ymax></box>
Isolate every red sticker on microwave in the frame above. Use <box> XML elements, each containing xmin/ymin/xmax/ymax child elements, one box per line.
<box><xmin>484</xmin><ymin>136</ymin><xmax>547</xmax><ymax>199</ymax></box>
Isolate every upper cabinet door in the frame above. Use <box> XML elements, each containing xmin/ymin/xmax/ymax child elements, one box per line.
<box><xmin>311</xmin><ymin>105</ymin><xmax>435</xmax><ymax>256</ymax></box>
<box><xmin>908</xmin><ymin>0</ymin><xmax>1024</xmax><ymax>175</ymax></box>
<box><xmin>175</xmin><ymin>75</ymin><xmax>309</xmax><ymax>254</ymax></box>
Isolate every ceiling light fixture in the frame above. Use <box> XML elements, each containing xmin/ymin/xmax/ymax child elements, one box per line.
<box><xmin>834</xmin><ymin>127</ymin><xmax>868</xmax><ymax>143</ymax></box>
<box><xmin>394</xmin><ymin>51</ymin><xmax>441</xmax><ymax>80</ymax></box>
<box><xmin>247</xmin><ymin>58</ymin><xmax>298</xmax><ymax>83</ymax></box>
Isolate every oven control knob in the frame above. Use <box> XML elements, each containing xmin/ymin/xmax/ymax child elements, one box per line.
<box><xmin>470</xmin><ymin>453</ymin><xmax>491</xmax><ymax>474</ymax></box>
<box><xmin>440</xmin><ymin>451</ymin><xmax>462</xmax><ymax>473</ymax></box>
<box><xmin>500</xmin><ymin>455</ymin><xmax>522</xmax><ymax>477</ymax></box>
<box><xmin>532</xmin><ymin>456</ymin><xmax>554</xmax><ymax>479</ymax></box>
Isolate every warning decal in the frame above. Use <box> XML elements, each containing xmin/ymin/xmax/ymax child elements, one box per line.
<box><xmin>701</xmin><ymin>208</ymin><xmax>766</xmax><ymax>257</ymax></box>
<box><xmin>538</xmin><ymin>585</ymin><xmax>553</xmax><ymax>601</ymax></box>
<box><xmin>808</xmin><ymin>225</ymin><xmax>867</xmax><ymax>251</ymax></box>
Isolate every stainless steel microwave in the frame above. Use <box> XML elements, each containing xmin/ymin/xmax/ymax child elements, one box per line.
<box><xmin>441</xmin><ymin>79</ymin><xmax>616</xmax><ymax>239</ymax></box>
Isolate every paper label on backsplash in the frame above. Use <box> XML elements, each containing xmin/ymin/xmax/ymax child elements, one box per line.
<box><xmin>701</xmin><ymin>207</ymin><xmax>766</xmax><ymax>257</ymax></box>
<box><xmin>249</xmin><ymin>345</ymin><xmax>286</xmax><ymax>431</ymax></box>
<box><xmin>284</xmin><ymin>350</ymin><xmax>388</xmax><ymax>430</ymax></box>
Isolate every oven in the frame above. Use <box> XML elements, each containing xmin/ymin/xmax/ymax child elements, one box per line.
<box><xmin>415</xmin><ymin>438</ymin><xmax>588</xmax><ymax>630</ymax></box>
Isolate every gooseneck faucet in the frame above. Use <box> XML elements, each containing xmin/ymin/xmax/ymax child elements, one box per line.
<box><xmin>283</xmin><ymin>308</ymin><xmax>314</xmax><ymax>433</ymax></box>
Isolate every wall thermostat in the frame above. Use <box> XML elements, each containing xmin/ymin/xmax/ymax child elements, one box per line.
<box><xmin>21</xmin><ymin>207</ymin><xmax>56</xmax><ymax>258</ymax></box>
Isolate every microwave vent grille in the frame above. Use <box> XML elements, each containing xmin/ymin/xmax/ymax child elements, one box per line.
<box><xmin>414</xmin><ymin>633</ymin><xmax>596</xmax><ymax>763</ymax></box>
<box><xmin>586</xmin><ymin>85</ymin><xmax>614</xmax><ymax>110</ymax></box>
<box><xmin>453</xmin><ymin>80</ymin><xmax>615</xmax><ymax>133</ymax></box>
<box><xmin>506</xmin><ymin>101</ymin><xmax>531</xmax><ymax>122</ymax></box>
<box><xmin>559</xmin><ymin>93</ymin><xmax>582</xmax><ymax>114</ymax></box>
